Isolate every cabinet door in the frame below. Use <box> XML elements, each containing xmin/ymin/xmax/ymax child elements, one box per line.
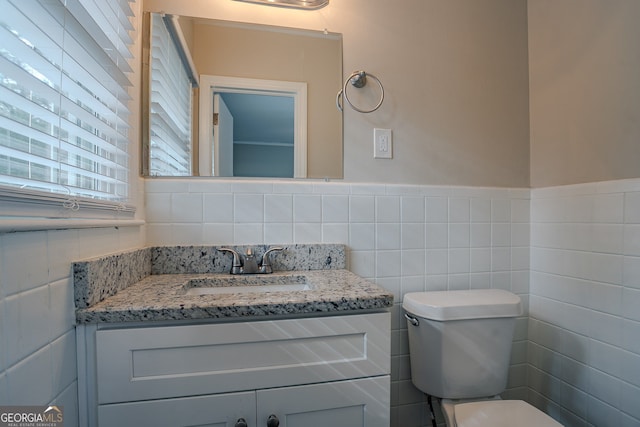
<box><xmin>256</xmin><ymin>376</ymin><xmax>389</xmax><ymax>427</ymax></box>
<box><xmin>98</xmin><ymin>391</ymin><xmax>255</xmax><ymax>427</ymax></box>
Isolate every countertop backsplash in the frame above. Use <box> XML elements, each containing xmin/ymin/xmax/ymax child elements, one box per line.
<box><xmin>73</xmin><ymin>248</ymin><xmax>152</xmax><ymax>310</ymax></box>
<box><xmin>151</xmin><ymin>244</ymin><xmax>345</xmax><ymax>275</ymax></box>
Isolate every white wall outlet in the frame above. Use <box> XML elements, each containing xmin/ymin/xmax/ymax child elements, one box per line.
<box><xmin>373</xmin><ymin>128</ymin><xmax>392</xmax><ymax>159</ymax></box>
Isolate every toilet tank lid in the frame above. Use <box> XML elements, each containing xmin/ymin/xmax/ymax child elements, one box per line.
<box><xmin>402</xmin><ymin>289</ymin><xmax>522</xmax><ymax>321</ymax></box>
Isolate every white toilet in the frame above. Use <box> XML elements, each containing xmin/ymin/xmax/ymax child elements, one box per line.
<box><xmin>403</xmin><ymin>289</ymin><xmax>563</xmax><ymax>427</ymax></box>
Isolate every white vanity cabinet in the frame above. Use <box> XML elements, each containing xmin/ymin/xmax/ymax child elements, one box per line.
<box><xmin>77</xmin><ymin>312</ymin><xmax>391</xmax><ymax>427</ymax></box>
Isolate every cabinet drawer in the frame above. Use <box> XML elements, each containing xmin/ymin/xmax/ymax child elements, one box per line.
<box><xmin>96</xmin><ymin>312</ymin><xmax>390</xmax><ymax>403</ymax></box>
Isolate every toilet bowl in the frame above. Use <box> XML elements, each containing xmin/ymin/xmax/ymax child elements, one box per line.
<box><xmin>403</xmin><ymin>289</ymin><xmax>564</xmax><ymax>427</ymax></box>
<box><xmin>441</xmin><ymin>399</ymin><xmax>562</xmax><ymax>427</ymax></box>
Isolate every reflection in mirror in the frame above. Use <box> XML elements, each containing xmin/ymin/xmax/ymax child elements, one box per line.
<box><xmin>146</xmin><ymin>13</ymin><xmax>197</xmax><ymax>176</ymax></box>
<box><xmin>142</xmin><ymin>13</ymin><xmax>343</xmax><ymax>179</ymax></box>
<box><xmin>221</xmin><ymin>93</ymin><xmax>294</xmax><ymax>178</ymax></box>
<box><xmin>199</xmin><ymin>75</ymin><xmax>306</xmax><ymax>178</ymax></box>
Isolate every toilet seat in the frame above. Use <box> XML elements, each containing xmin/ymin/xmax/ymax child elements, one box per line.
<box><xmin>449</xmin><ymin>400</ymin><xmax>563</xmax><ymax>427</ymax></box>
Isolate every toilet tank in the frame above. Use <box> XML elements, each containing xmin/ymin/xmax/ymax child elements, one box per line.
<box><xmin>403</xmin><ymin>289</ymin><xmax>522</xmax><ymax>399</ymax></box>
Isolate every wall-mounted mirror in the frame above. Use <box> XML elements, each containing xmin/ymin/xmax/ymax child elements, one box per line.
<box><xmin>141</xmin><ymin>13</ymin><xmax>343</xmax><ymax>179</ymax></box>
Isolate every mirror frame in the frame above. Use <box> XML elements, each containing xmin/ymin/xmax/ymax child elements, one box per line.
<box><xmin>140</xmin><ymin>12</ymin><xmax>152</xmax><ymax>177</ymax></box>
<box><xmin>140</xmin><ymin>12</ymin><xmax>344</xmax><ymax>179</ymax></box>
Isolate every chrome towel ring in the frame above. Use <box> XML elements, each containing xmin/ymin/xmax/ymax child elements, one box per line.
<box><xmin>336</xmin><ymin>70</ymin><xmax>384</xmax><ymax>113</ymax></box>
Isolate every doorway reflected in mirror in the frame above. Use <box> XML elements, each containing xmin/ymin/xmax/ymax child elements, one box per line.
<box><xmin>199</xmin><ymin>75</ymin><xmax>306</xmax><ymax>178</ymax></box>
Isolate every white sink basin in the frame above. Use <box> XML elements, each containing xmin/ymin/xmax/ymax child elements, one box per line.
<box><xmin>183</xmin><ymin>274</ymin><xmax>313</xmax><ymax>295</ymax></box>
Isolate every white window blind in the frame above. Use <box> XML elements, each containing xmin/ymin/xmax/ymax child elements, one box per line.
<box><xmin>0</xmin><ymin>0</ymin><xmax>136</xmax><ymax>212</ymax></box>
<box><xmin>148</xmin><ymin>13</ymin><xmax>195</xmax><ymax>177</ymax></box>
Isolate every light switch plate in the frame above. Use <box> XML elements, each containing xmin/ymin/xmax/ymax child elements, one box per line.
<box><xmin>373</xmin><ymin>128</ymin><xmax>392</xmax><ymax>159</ymax></box>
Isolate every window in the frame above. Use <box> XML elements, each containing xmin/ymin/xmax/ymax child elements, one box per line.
<box><xmin>148</xmin><ymin>13</ymin><xmax>196</xmax><ymax>177</ymax></box>
<box><xmin>0</xmin><ymin>0</ymin><xmax>137</xmax><ymax>216</ymax></box>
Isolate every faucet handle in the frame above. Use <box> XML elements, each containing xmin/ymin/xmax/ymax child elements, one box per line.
<box><xmin>260</xmin><ymin>247</ymin><xmax>283</xmax><ymax>274</ymax></box>
<box><xmin>219</xmin><ymin>248</ymin><xmax>242</xmax><ymax>274</ymax></box>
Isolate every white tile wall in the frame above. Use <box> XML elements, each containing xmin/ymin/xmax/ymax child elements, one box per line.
<box><xmin>8</xmin><ymin>177</ymin><xmax>639</xmax><ymax>427</ymax></box>
<box><xmin>530</xmin><ymin>179</ymin><xmax>640</xmax><ymax>427</ymax></box>
<box><xmin>0</xmin><ymin>225</ymin><xmax>145</xmax><ymax>426</ymax></box>
<box><xmin>145</xmin><ymin>178</ymin><xmax>531</xmax><ymax>427</ymax></box>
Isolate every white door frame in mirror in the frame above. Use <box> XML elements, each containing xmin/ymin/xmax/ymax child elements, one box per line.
<box><xmin>199</xmin><ymin>75</ymin><xmax>307</xmax><ymax>178</ymax></box>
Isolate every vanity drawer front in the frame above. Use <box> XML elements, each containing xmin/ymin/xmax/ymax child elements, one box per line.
<box><xmin>95</xmin><ymin>312</ymin><xmax>390</xmax><ymax>404</ymax></box>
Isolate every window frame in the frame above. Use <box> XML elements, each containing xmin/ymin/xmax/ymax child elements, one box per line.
<box><xmin>0</xmin><ymin>0</ymin><xmax>141</xmax><ymax>225</ymax></box>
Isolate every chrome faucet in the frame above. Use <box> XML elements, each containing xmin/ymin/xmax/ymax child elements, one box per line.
<box><xmin>219</xmin><ymin>247</ymin><xmax>283</xmax><ymax>274</ymax></box>
<box><xmin>242</xmin><ymin>247</ymin><xmax>260</xmax><ymax>274</ymax></box>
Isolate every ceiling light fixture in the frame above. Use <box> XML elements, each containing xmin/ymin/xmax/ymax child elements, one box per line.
<box><xmin>233</xmin><ymin>0</ymin><xmax>329</xmax><ymax>10</ymax></box>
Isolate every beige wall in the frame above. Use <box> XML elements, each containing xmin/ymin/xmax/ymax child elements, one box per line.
<box><xmin>145</xmin><ymin>0</ymin><xmax>530</xmax><ymax>187</ymax></box>
<box><xmin>529</xmin><ymin>0</ymin><xmax>640</xmax><ymax>187</ymax></box>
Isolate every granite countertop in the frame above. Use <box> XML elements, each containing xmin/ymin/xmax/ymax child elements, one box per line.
<box><xmin>75</xmin><ymin>269</ymin><xmax>394</xmax><ymax>324</ymax></box>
